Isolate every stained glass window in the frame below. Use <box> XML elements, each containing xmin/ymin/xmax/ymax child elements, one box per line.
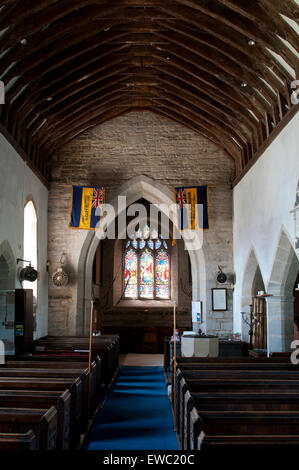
<box><xmin>124</xmin><ymin>249</ymin><xmax>138</xmax><ymax>298</ymax></box>
<box><xmin>155</xmin><ymin>249</ymin><xmax>169</xmax><ymax>299</ymax></box>
<box><xmin>140</xmin><ymin>249</ymin><xmax>154</xmax><ymax>298</ymax></box>
<box><xmin>139</xmin><ymin>240</ymin><xmax>146</xmax><ymax>249</ymax></box>
<box><xmin>123</xmin><ymin>227</ymin><xmax>170</xmax><ymax>300</ymax></box>
<box><xmin>148</xmin><ymin>240</ymin><xmax>154</xmax><ymax>250</ymax></box>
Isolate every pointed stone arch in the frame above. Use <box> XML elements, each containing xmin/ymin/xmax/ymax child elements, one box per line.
<box><xmin>241</xmin><ymin>247</ymin><xmax>265</xmax><ymax>342</ymax></box>
<box><xmin>76</xmin><ymin>175</ymin><xmax>206</xmax><ymax>335</ymax></box>
<box><xmin>266</xmin><ymin>227</ymin><xmax>299</xmax><ymax>352</ymax></box>
<box><xmin>0</xmin><ymin>240</ymin><xmax>16</xmax><ymax>290</ymax></box>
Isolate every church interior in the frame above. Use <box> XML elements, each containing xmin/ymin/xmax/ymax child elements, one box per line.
<box><xmin>0</xmin><ymin>0</ymin><xmax>298</xmax><ymax>456</ymax></box>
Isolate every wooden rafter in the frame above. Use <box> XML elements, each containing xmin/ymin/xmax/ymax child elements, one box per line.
<box><xmin>0</xmin><ymin>0</ymin><xmax>297</xmax><ymax>182</ymax></box>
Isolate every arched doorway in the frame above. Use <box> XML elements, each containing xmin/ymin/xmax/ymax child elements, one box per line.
<box><xmin>76</xmin><ymin>175</ymin><xmax>206</xmax><ymax>336</ymax></box>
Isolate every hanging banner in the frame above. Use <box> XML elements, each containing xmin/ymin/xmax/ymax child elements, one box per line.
<box><xmin>69</xmin><ymin>186</ymin><xmax>105</xmax><ymax>229</ymax></box>
<box><xmin>175</xmin><ymin>185</ymin><xmax>209</xmax><ymax>230</ymax></box>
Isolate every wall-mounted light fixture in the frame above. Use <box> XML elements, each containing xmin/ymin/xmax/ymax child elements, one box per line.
<box><xmin>16</xmin><ymin>258</ymin><xmax>38</xmax><ymax>283</ymax></box>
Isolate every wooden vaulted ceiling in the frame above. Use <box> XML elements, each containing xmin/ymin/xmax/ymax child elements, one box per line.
<box><xmin>0</xmin><ymin>0</ymin><xmax>298</xmax><ymax>183</ymax></box>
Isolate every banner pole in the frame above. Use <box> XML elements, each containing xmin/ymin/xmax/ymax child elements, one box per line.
<box><xmin>88</xmin><ymin>300</ymin><xmax>94</xmax><ymax>418</ymax></box>
<box><xmin>173</xmin><ymin>300</ymin><xmax>177</xmax><ymax>431</ymax></box>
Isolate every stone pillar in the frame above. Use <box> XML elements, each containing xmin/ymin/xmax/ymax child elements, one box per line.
<box><xmin>266</xmin><ymin>295</ymin><xmax>294</xmax><ymax>353</ymax></box>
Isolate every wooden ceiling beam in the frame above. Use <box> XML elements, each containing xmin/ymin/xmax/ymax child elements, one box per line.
<box><xmin>217</xmin><ymin>0</ymin><xmax>299</xmax><ymax>51</ymax></box>
<box><xmin>0</xmin><ymin>2</ymin><xmax>125</xmax><ymax>50</ymax></box>
<box><xmin>149</xmin><ymin>52</ymin><xmax>266</xmax><ymax>119</ymax></box>
<box><xmin>174</xmin><ymin>0</ymin><xmax>298</xmax><ymax>68</ymax></box>
<box><xmin>259</xmin><ymin>0</ymin><xmax>299</xmax><ymax>22</ymax></box>
<box><xmin>158</xmin><ymin>19</ymin><xmax>293</xmax><ymax>85</ymax></box>
<box><xmin>0</xmin><ymin>0</ymin><xmax>296</xmax><ymax>179</ymax></box>
<box><xmin>154</xmin><ymin>31</ymin><xmax>278</xmax><ymax>105</ymax></box>
<box><xmin>36</xmin><ymin>85</ymin><xmax>246</xmax><ymax>149</ymax></box>
<box><xmin>4</xmin><ymin>42</ymin><xmax>130</xmax><ymax>107</ymax></box>
<box><xmin>23</xmin><ymin>65</ymin><xmax>252</xmax><ymax>143</ymax></box>
<box><xmin>159</xmin><ymin>1</ymin><xmax>298</xmax><ymax>72</ymax></box>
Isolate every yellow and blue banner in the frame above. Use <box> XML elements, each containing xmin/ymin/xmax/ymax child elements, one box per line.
<box><xmin>69</xmin><ymin>186</ymin><xmax>105</xmax><ymax>229</ymax></box>
<box><xmin>175</xmin><ymin>185</ymin><xmax>209</xmax><ymax>230</ymax></box>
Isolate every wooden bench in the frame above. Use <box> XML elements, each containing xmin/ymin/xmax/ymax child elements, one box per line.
<box><xmin>174</xmin><ymin>372</ymin><xmax>299</xmax><ymax>428</ymax></box>
<box><xmin>0</xmin><ymin>389</ymin><xmax>71</xmax><ymax>450</ymax></box>
<box><xmin>0</xmin><ymin>377</ymin><xmax>82</xmax><ymax>449</ymax></box>
<box><xmin>183</xmin><ymin>386</ymin><xmax>299</xmax><ymax>449</ymax></box>
<box><xmin>7</xmin><ymin>358</ymin><xmax>102</xmax><ymax>403</ymax></box>
<box><xmin>175</xmin><ymin>363</ymin><xmax>299</xmax><ymax>451</ymax></box>
<box><xmin>0</xmin><ymin>430</ymin><xmax>37</xmax><ymax>450</ymax></box>
<box><xmin>189</xmin><ymin>406</ymin><xmax>299</xmax><ymax>451</ymax></box>
<box><xmin>199</xmin><ymin>434</ymin><xmax>299</xmax><ymax>451</ymax></box>
<box><xmin>0</xmin><ymin>407</ymin><xmax>57</xmax><ymax>450</ymax></box>
<box><xmin>34</xmin><ymin>336</ymin><xmax>119</xmax><ymax>384</ymax></box>
<box><xmin>189</xmin><ymin>409</ymin><xmax>299</xmax><ymax>447</ymax></box>
<box><xmin>0</xmin><ymin>368</ymin><xmax>90</xmax><ymax>431</ymax></box>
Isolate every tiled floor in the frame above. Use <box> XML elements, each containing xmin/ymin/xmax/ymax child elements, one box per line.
<box><xmin>119</xmin><ymin>353</ymin><xmax>164</xmax><ymax>366</ymax></box>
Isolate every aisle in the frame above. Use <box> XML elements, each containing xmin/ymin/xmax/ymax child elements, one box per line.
<box><xmin>83</xmin><ymin>366</ymin><xmax>178</xmax><ymax>450</ymax></box>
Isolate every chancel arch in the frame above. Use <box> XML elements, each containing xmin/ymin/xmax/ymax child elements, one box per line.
<box><xmin>76</xmin><ymin>175</ymin><xmax>206</xmax><ymax>336</ymax></box>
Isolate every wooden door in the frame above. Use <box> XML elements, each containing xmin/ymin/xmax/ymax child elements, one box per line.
<box><xmin>252</xmin><ymin>297</ymin><xmax>267</xmax><ymax>350</ymax></box>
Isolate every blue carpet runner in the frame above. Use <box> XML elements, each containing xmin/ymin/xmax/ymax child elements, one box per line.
<box><xmin>83</xmin><ymin>366</ymin><xmax>178</xmax><ymax>450</ymax></box>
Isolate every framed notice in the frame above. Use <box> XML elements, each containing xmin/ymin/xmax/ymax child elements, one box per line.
<box><xmin>192</xmin><ymin>301</ymin><xmax>202</xmax><ymax>323</ymax></box>
<box><xmin>212</xmin><ymin>288</ymin><xmax>227</xmax><ymax>311</ymax></box>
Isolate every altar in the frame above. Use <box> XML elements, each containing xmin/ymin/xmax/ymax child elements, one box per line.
<box><xmin>181</xmin><ymin>333</ymin><xmax>219</xmax><ymax>358</ymax></box>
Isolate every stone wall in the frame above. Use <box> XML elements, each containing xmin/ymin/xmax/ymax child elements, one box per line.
<box><xmin>48</xmin><ymin>111</ymin><xmax>235</xmax><ymax>337</ymax></box>
<box><xmin>0</xmin><ymin>132</ymin><xmax>48</xmax><ymax>342</ymax></box>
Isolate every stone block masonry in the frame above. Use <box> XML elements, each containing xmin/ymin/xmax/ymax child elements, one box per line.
<box><xmin>48</xmin><ymin>111</ymin><xmax>235</xmax><ymax>337</ymax></box>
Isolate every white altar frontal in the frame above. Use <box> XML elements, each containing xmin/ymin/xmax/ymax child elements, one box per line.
<box><xmin>181</xmin><ymin>333</ymin><xmax>219</xmax><ymax>358</ymax></box>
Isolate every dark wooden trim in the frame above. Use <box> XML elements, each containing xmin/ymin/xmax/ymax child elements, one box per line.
<box><xmin>233</xmin><ymin>104</ymin><xmax>299</xmax><ymax>188</ymax></box>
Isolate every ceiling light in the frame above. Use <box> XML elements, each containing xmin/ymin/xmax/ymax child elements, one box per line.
<box><xmin>20</xmin><ymin>38</ymin><xmax>27</xmax><ymax>45</ymax></box>
<box><xmin>104</xmin><ymin>27</ymin><xmax>110</xmax><ymax>32</ymax></box>
<box><xmin>241</xmin><ymin>82</ymin><xmax>248</xmax><ymax>87</ymax></box>
<box><xmin>248</xmin><ymin>40</ymin><xmax>255</xmax><ymax>46</ymax></box>
<box><xmin>46</xmin><ymin>97</ymin><xmax>53</xmax><ymax>102</ymax></box>
<box><xmin>166</xmin><ymin>57</ymin><xmax>170</xmax><ymax>60</ymax></box>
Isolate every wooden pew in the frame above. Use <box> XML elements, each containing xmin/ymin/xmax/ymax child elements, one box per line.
<box><xmin>0</xmin><ymin>368</ymin><xmax>90</xmax><ymax>432</ymax></box>
<box><xmin>7</xmin><ymin>358</ymin><xmax>102</xmax><ymax>403</ymax></box>
<box><xmin>0</xmin><ymin>407</ymin><xmax>57</xmax><ymax>450</ymax></box>
<box><xmin>0</xmin><ymin>390</ymin><xmax>71</xmax><ymax>450</ymax></box>
<box><xmin>0</xmin><ymin>377</ymin><xmax>82</xmax><ymax>449</ymax></box>
<box><xmin>183</xmin><ymin>386</ymin><xmax>299</xmax><ymax>450</ymax></box>
<box><xmin>0</xmin><ymin>430</ymin><xmax>37</xmax><ymax>450</ymax></box>
<box><xmin>176</xmin><ymin>361</ymin><xmax>298</xmax><ymax>370</ymax></box>
<box><xmin>189</xmin><ymin>406</ymin><xmax>299</xmax><ymax>451</ymax></box>
<box><xmin>33</xmin><ymin>336</ymin><xmax>119</xmax><ymax>384</ymax></box>
<box><xmin>174</xmin><ymin>371</ymin><xmax>299</xmax><ymax>436</ymax></box>
<box><xmin>175</xmin><ymin>364</ymin><xmax>299</xmax><ymax>451</ymax></box>
<box><xmin>176</xmin><ymin>356</ymin><xmax>291</xmax><ymax>363</ymax></box>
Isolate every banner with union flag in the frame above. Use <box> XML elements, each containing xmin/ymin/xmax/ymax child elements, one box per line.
<box><xmin>175</xmin><ymin>185</ymin><xmax>209</xmax><ymax>230</ymax></box>
<box><xmin>69</xmin><ymin>186</ymin><xmax>105</xmax><ymax>229</ymax></box>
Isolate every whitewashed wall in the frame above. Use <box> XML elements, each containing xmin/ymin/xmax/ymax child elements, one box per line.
<box><xmin>0</xmin><ymin>132</ymin><xmax>48</xmax><ymax>339</ymax></box>
<box><xmin>233</xmin><ymin>113</ymin><xmax>299</xmax><ymax>348</ymax></box>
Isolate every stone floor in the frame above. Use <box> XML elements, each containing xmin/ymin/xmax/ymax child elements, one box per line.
<box><xmin>119</xmin><ymin>353</ymin><xmax>164</xmax><ymax>366</ymax></box>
